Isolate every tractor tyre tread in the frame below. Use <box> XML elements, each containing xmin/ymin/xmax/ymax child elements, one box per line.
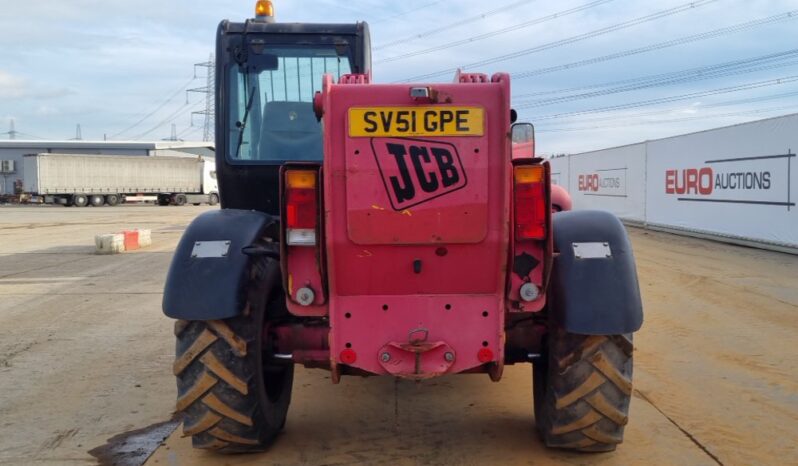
<box><xmin>173</xmin><ymin>258</ymin><xmax>292</xmax><ymax>453</ymax></box>
<box><xmin>540</xmin><ymin>331</ymin><xmax>633</xmax><ymax>452</ymax></box>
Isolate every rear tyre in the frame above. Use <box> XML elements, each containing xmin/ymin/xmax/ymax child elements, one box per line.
<box><xmin>72</xmin><ymin>194</ymin><xmax>88</xmax><ymax>207</ymax></box>
<box><xmin>208</xmin><ymin>193</ymin><xmax>219</xmax><ymax>206</ymax></box>
<box><xmin>174</xmin><ymin>194</ymin><xmax>187</xmax><ymax>206</ymax></box>
<box><xmin>105</xmin><ymin>194</ymin><xmax>120</xmax><ymax>206</ymax></box>
<box><xmin>532</xmin><ymin>351</ymin><xmax>547</xmax><ymax>431</ymax></box>
<box><xmin>537</xmin><ymin>328</ymin><xmax>633</xmax><ymax>452</ymax></box>
<box><xmin>173</xmin><ymin>257</ymin><xmax>293</xmax><ymax>452</ymax></box>
<box><xmin>89</xmin><ymin>195</ymin><xmax>105</xmax><ymax>207</ymax></box>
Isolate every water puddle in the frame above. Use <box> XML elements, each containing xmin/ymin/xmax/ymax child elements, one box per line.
<box><xmin>88</xmin><ymin>417</ymin><xmax>179</xmax><ymax>466</ymax></box>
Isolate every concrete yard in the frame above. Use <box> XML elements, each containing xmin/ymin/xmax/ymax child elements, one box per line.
<box><xmin>0</xmin><ymin>205</ymin><xmax>796</xmax><ymax>465</ymax></box>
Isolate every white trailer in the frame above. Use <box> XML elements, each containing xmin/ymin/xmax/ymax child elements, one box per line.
<box><xmin>22</xmin><ymin>153</ymin><xmax>219</xmax><ymax>207</ymax></box>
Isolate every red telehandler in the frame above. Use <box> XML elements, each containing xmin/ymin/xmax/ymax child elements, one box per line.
<box><xmin>163</xmin><ymin>1</ymin><xmax>642</xmax><ymax>454</ymax></box>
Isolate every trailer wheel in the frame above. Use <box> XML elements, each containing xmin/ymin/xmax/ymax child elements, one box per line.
<box><xmin>105</xmin><ymin>194</ymin><xmax>120</xmax><ymax>206</ymax></box>
<box><xmin>173</xmin><ymin>257</ymin><xmax>293</xmax><ymax>453</ymax></box>
<box><xmin>208</xmin><ymin>193</ymin><xmax>219</xmax><ymax>206</ymax></box>
<box><xmin>89</xmin><ymin>195</ymin><xmax>105</xmax><ymax>207</ymax></box>
<box><xmin>537</xmin><ymin>328</ymin><xmax>633</xmax><ymax>452</ymax></box>
<box><xmin>157</xmin><ymin>195</ymin><xmax>171</xmax><ymax>206</ymax></box>
<box><xmin>72</xmin><ymin>194</ymin><xmax>88</xmax><ymax>207</ymax></box>
<box><xmin>174</xmin><ymin>194</ymin><xmax>187</xmax><ymax>206</ymax></box>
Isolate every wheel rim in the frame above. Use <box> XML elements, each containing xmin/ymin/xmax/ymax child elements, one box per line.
<box><xmin>252</xmin><ymin>263</ymin><xmax>294</xmax><ymax>416</ymax></box>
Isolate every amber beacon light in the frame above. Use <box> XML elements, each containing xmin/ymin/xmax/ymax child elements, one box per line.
<box><xmin>255</xmin><ymin>0</ymin><xmax>275</xmax><ymax>18</ymax></box>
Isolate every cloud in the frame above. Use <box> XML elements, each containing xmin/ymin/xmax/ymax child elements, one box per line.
<box><xmin>1</xmin><ymin>0</ymin><xmax>797</xmax><ymax>146</ymax></box>
<box><xmin>0</xmin><ymin>69</ymin><xmax>73</xmax><ymax>101</ymax></box>
<box><xmin>34</xmin><ymin>105</ymin><xmax>60</xmax><ymax>116</ymax></box>
<box><xmin>0</xmin><ymin>70</ymin><xmax>27</xmax><ymax>98</ymax></box>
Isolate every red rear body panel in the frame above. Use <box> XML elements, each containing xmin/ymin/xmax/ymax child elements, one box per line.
<box><xmin>279</xmin><ymin>72</ymin><xmax>549</xmax><ymax>381</ymax></box>
<box><xmin>316</xmin><ymin>73</ymin><xmax>512</xmax><ymax>379</ymax></box>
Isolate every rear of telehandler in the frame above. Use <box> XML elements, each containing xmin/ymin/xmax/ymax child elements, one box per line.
<box><xmin>163</xmin><ymin>1</ymin><xmax>643</xmax><ymax>454</ymax></box>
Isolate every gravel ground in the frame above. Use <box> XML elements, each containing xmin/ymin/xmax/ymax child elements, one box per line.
<box><xmin>0</xmin><ymin>205</ymin><xmax>795</xmax><ymax>465</ymax></box>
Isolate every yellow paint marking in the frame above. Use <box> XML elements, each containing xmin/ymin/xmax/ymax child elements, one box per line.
<box><xmin>209</xmin><ymin>427</ymin><xmax>260</xmax><ymax>445</ymax></box>
<box><xmin>175</xmin><ymin>372</ymin><xmax>217</xmax><ymax>412</ymax></box>
<box><xmin>202</xmin><ymin>393</ymin><xmax>253</xmax><ymax>426</ymax></box>
<box><xmin>173</xmin><ymin>330</ymin><xmax>217</xmax><ymax>376</ymax></box>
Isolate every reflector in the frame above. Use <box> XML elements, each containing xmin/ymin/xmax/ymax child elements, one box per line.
<box><xmin>340</xmin><ymin>349</ymin><xmax>357</xmax><ymax>364</ymax></box>
<box><xmin>514</xmin><ymin>165</ymin><xmax>544</xmax><ymax>184</ymax></box>
<box><xmin>286</xmin><ymin>170</ymin><xmax>317</xmax><ymax>189</ymax></box>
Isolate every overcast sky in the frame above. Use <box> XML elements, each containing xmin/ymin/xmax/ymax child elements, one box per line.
<box><xmin>1</xmin><ymin>0</ymin><xmax>797</xmax><ymax>153</ymax></box>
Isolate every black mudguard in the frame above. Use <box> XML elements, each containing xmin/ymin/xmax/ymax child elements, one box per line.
<box><xmin>551</xmin><ymin>210</ymin><xmax>643</xmax><ymax>335</ymax></box>
<box><xmin>163</xmin><ymin>209</ymin><xmax>279</xmax><ymax>320</ymax></box>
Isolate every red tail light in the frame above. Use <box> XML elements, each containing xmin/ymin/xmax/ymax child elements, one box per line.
<box><xmin>286</xmin><ymin>188</ymin><xmax>316</xmax><ymax>228</ymax></box>
<box><xmin>285</xmin><ymin>170</ymin><xmax>318</xmax><ymax>246</ymax></box>
<box><xmin>514</xmin><ymin>165</ymin><xmax>546</xmax><ymax>240</ymax></box>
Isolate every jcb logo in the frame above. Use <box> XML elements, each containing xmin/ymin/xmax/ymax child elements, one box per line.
<box><xmin>371</xmin><ymin>137</ymin><xmax>467</xmax><ymax>210</ymax></box>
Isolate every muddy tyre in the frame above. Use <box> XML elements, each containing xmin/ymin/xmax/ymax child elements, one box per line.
<box><xmin>537</xmin><ymin>329</ymin><xmax>633</xmax><ymax>452</ymax></box>
<box><xmin>173</xmin><ymin>258</ymin><xmax>293</xmax><ymax>452</ymax></box>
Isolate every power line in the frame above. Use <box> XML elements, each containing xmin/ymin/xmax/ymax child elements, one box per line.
<box><xmin>515</xmin><ymin>48</ymin><xmax>798</xmax><ymax>99</ymax></box>
<box><xmin>370</xmin><ymin>1</ymin><xmax>445</xmax><ymax>25</ymax></box>
<box><xmin>526</xmin><ymin>88</ymin><xmax>798</xmax><ymax>126</ymax></box>
<box><xmin>14</xmin><ymin>131</ymin><xmax>48</xmax><ymax>140</ymax></box>
<box><xmin>516</xmin><ymin>49</ymin><xmax>798</xmax><ymax>107</ymax></box>
<box><xmin>523</xmin><ymin>74</ymin><xmax>798</xmax><ymax>119</ymax></box>
<box><xmin>110</xmin><ymin>75</ymin><xmax>196</xmax><ymax>139</ymax></box>
<box><xmin>132</xmin><ymin>100</ymin><xmax>203</xmax><ymax>140</ymax></box>
<box><xmin>397</xmin><ymin>0</ymin><xmax>718</xmax><ymax>82</ymax></box>
<box><xmin>176</xmin><ymin>124</ymin><xmax>201</xmax><ymax>140</ymax></box>
<box><xmin>187</xmin><ymin>55</ymin><xmax>215</xmax><ymax>142</ymax></box>
<box><xmin>1</xmin><ymin>119</ymin><xmax>17</xmax><ymax>139</ymax></box>
<box><xmin>2</xmin><ymin>119</ymin><xmax>49</xmax><ymax>140</ymax></box>
<box><xmin>374</xmin><ymin>0</ymin><xmax>534</xmax><ymax>50</ymax></box>
<box><xmin>377</xmin><ymin>0</ymin><xmax>613</xmax><ymax>64</ymax></box>
<box><xmin>512</xmin><ymin>10</ymin><xmax>798</xmax><ymax>80</ymax></box>
<box><xmin>535</xmin><ymin>104</ymin><xmax>798</xmax><ymax>133</ymax></box>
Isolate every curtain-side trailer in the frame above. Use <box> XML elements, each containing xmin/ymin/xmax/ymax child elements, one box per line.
<box><xmin>22</xmin><ymin>153</ymin><xmax>219</xmax><ymax>207</ymax></box>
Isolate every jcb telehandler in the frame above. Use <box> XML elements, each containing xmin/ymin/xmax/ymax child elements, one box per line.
<box><xmin>163</xmin><ymin>1</ymin><xmax>643</xmax><ymax>453</ymax></box>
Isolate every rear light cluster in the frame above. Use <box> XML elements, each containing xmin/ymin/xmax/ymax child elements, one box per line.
<box><xmin>285</xmin><ymin>170</ymin><xmax>318</xmax><ymax>246</ymax></box>
<box><xmin>513</xmin><ymin>165</ymin><xmax>546</xmax><ymax>240</ymax></box>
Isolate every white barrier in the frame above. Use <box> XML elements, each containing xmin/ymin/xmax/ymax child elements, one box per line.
<box><xmin>546</xmin><ymin>113</ymin><xmax>798</xmax><ymax>251</ymax></box>
<box><xmin>549</xmin><ymin>156</ymin><xmax>568</xmax><ymax>188</ymax></box>
<box><xmin>567</xmin><ymin>143</ymin><xmax>647</xmax><ymax>222</ymax></box>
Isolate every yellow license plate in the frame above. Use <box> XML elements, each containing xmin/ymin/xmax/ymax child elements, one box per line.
<box><xmin>348</xmin><ymin>106</ymin><xmax>484</xmax><ymax>137</ymax></box>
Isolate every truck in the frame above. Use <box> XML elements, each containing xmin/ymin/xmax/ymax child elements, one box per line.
<box><xmin>21</xmin><ymin>153</ymin><xmax>219</xmax><ymax>207</ymax></box>
<box><xmin>162</xmin><ymin>0</ymin><xmax>642</xmax><ymax>454</ymax></box>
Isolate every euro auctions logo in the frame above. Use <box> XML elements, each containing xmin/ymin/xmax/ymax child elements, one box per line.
<box><xmin>665</xmin><ymin>168</ymin><xmax>772</xmax><ymax>195</ymax></box>
<box><xmin>577</xmin><ymin>168</ymin><xmax>626</xmax><ymax>197</ymax></box>
<box><xmin>664</xmin><ymin>152</ymin><xmax>795</xmax><ymax>209</ymax></box>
